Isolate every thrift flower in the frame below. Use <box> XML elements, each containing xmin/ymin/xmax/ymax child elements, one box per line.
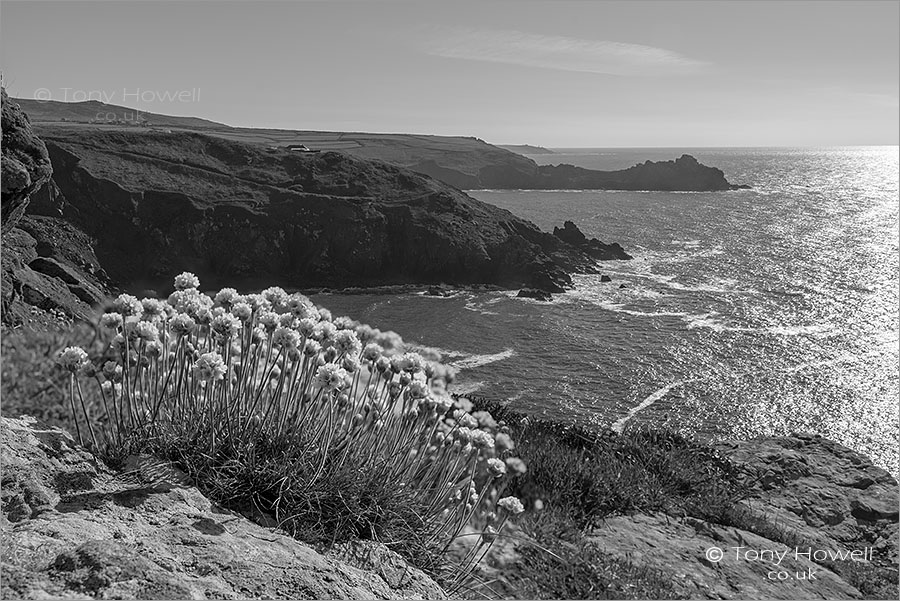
<box><xmin>497</xmin><ymin>496</ymin><xmax>525</xmax><ymax>515</ymax></box>
<box><xmin>169</xmin><ymin>313</ymin><xmax>196</xmax><ymax>337</ymax></box>
<box><xmin>99</xmin><ymin>312</ymin><xmax>124</xmax><ymax>329</ymax></box>
<box><xmin>58</xmin><ymin>347</ymin><xmax>89</xmax><ymax>372</ymax></box>
<box><xmin>487</xmin><ymin>458</ymin><xmax>507</xmax><ymax>478</ymax></box>
<box><xmin>214</xmin><ymin>287</ymin><xmax>240</xmax><ymax>307</ymax></box>
<box><xmin>192</xmin><ymin>352</ymin><xmax>227</xmax><ymax>383</ymax></box>
<box><xmin>231</xmin><ymin>302</ymin><xmax>253</xmax><ymax>322</ymax></box>
<box><xmin>505</xmin><ymin>457</ymin><xmax>527</xmax><ymax>476</ymax></box>
<box><xmin>113</xmin><ymin>294</ymin><xmax>143</xmax><ymax>318</ymax></box>
<box><xmin>314</xmin><ymin>364</ymin><xmax>348</xmax><ymax>391</ymax></box>
<box><xmin>272</xmin><ymin>326</ymin><xmax>301</xmax><ymax>349</ymax></box>
<box><xmin>174</xmin><ymin>271</ymin><xmax>200</xmax><ymax>291</ymax></box>
<box><xmin>362</xmin><ymin>343</ymin><xmax>383</xmax><ymax>362</ymax></box>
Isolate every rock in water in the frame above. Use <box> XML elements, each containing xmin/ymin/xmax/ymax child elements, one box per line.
<box><xmin>0</xmin><ymin>416</ymin><xmax>446</xmax><ymax>600</ymax></box>
<box><xmin>516</xmin><ymin>287</ymin><xmax>553</xmax><ymax>301</ymax></box>
<box><xmin>553</xmin><ymin>221</ymin><xmax>633</xmax><ymax>261</ymax></box>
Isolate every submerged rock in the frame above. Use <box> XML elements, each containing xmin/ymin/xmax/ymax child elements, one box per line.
<box><xmin>0</xmin><ymin>416</ymin><xmax>446</xmax><ymax>600</ymax></box>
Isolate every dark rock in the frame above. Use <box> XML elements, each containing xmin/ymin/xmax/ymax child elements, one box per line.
<box><xmin>619</xmin><ymin>284</ymin><xmax>627</xmax><ymax>289</ymax></box>
<box><xmin>1</xmin><ymin>89</ymin><xmax>53</xmax><ymax>232</ymax></box>
<box><xmin>553</xmin><ymin>221</ymin><xmax>632</xmax><ymax>261</ymax></box>
<box><xmin>524</xmin><ymin>154</ymin><xmax>745</xmax><ymax>192</ymax></box>
<box><xmin>425</xmin><ymin>284</ymin><xmax>455</xmax><ymax>297</ymax></box>
<box><xmin>516</xmin><ymin>288</ymin><xmax>553</xmax><ymax>301</ymax></box>
<box><xmin>600</xmin><ymin>275</ymin><xmax>612</xmax><ymax>283</ymax></box>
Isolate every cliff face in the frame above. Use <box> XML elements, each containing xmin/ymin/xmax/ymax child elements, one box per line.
<box><xmin>1</xmin><ymin>91</ymin><xmax>107</xmax><ymax>326</ymax></box>
<box><xmin>1</xmin><ymin>90</ymin><xmax>54</xmax><ymax>232</ymax></box>
<box><xmin>0</xmin><ymin>416</ymin><xmax>446</xmax><ymax>600</ymax></box>
<box><xmin>31</xmin><ymin>127</ymin><xmax>602</xmax><ymax>299</ymax></box>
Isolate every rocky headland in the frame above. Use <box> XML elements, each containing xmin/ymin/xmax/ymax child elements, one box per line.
<box><xmin>14</xmin><ymin>97</ymin><xmax>748</xmax><ymax>192</ymax></box>
<box><xmin>3</xmin><ymin>90</ymin><xmax>638</xmax><ymax>324</ymax></box>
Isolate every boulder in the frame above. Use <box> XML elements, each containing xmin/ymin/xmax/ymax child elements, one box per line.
<box><xmin>0</xmin><ymin>416</ymin><xmax>447</xmax><ymax>600</ymax></box>
<box><xmin>600</xmin><ymin>275</ymin><xmax>613</xmax><ymax>283</ymax></box>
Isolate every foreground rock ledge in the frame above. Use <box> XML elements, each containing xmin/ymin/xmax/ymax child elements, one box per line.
<box><xmin>463</xmin><ymin>433</ymin><xmax>898</xmax><ymax>600</ymax></box>
<box><xmin>0</xmin><ymin>416</ymin><xmax>446</xmax><ymax>600</ymax></box>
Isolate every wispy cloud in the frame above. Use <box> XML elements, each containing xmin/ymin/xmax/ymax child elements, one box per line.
<box><xmin>424</xmin><ymin>28</ymin><xmax>709</xmax><ymax>76</ymax></box>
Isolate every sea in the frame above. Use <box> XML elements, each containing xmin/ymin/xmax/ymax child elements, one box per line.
<box><xmin>312</xmin><ymin>147</ymin><xmax>900</xmax><ymax>475</ymax></box>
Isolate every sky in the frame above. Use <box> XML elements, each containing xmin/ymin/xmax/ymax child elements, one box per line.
<box><xmin>1</xmin><ymin>0</ymin><xmax>898</xmax><ymax>147</ymax></box>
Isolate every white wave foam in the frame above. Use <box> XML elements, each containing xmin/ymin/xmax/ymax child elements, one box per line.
<box><xmin>612</xmin><ymin>380</ymin><xmax>693</xmax><ymax>433</ymax></box>
<box><xmin>463</xmin><ymin>300</ymin><xmax>500</xmax><ymax>316</ymax></box>
<box><xmin>448</xmin><ymin>348</ymin><xmax>516</xmax><ymax>370</ymax></box>
<box><xmin>451</xmin><ymin>381</ymin><xmax>485</xmax><ymax>395</ymax></box>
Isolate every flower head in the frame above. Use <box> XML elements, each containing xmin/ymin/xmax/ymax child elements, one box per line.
<box><xmin>314</xmin><ymin>363</ymin><xmax>348</xmax><ymax>391</ymax></box>
<box><xmin>505</xmin><ymin>457</ymin><xmax>527</xmax><ymax>476</ymax></box>
<box><xmin>334</xmin><ymin>329</ymin><xmax>362</xmax><ymax>356</ymax></box>
<box><xmin>362</xmin><ymin>343</ymin><xmax>383</xmax><ymax>362</ymax></box>
<box><xmin>113</xmin><ymin>294</ymin><xmax>143</xmax><ymax>318</ymax></box>
<box><xmin>141</xmin><ymin>298</ymin><xmax>165</xmax><ymax>319</ymax></box>
<box><xmin>497</xmin><ymin>496</ymin><xmax>525</xmax><ymax>515</ymax></box>
<box><xmin>192</xmin><ymin>352</ymin><xmax>227</xmax><ymax>383</ymax></box>
<box><xmin>211</xmin><ymin>313</ymin><xmax>241</xmax><ymax>340</ymax></box>
<box><xmin>272</xmin><ymin>326</ymin><xmax>301</xmax><ymax>349</ymax></box>
<box><xmin>99</xmin><ymin>312</ymin><xmax>124</xmax><ymax>330</ymax></box>
<box><xmin>133</xmin><ymin>320</ymin><xmax>159</xmax><ymax>342</ymax></box>
<box><xmin>231</xmin><ymin>302</ymin><xmax>253</xmax><ymax>322</ymax></box>
<box><xmin>214</xmin><ymin>287</ymin><xmax>240</xmax><ymax>307</ymax></box>
<box><xmin>174</xmin><ymin>271</ymin><xmax>200</xmax><ymax>291</ymax></box>
<box><xmin>58</xmin><ymin>346</ymin><xmax>88</xmax><ymax>373</ymax></box>
<box><xmin>169</xmin><ymin>313</ymin><xmax>196</xmax><ymax>337</ymax></box>
<box><xmin>486</xmin><ymin>458</ymin><xmax>507</xmax><ymax>478</ymax></box>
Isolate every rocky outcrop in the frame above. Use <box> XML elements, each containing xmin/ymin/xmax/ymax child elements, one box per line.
<box><xmin>2</xmin><ymin>90</ymin><xmax>108</xmax><ymax>325</ymax></box>
<box><xmin>516</xmin><ymin>288</ymin><xmax>553</xmax><ymax>301</ymax></box>
<box><xmin>463</xmin><ymin>433</ymin><xmax>898</xmax><ymax>600</ymax></box>
<box><xmin>31</xmin><ymin>127</ymin><xmax>606</xmax><ymax>297</ymax></box>
<box><xmin>1</xmin><ymin>89</ymin><xmax>54</xmax><ymax>232</ymax></box>
<box><xmin>553</xmin><ymin>220</ymin><xmax>632</xmax><ymax>261</ymax></box>
<box><xmin>1</xmin><ymin>416</ymin><xmax>446</xmax><ymax>600</ymax></box>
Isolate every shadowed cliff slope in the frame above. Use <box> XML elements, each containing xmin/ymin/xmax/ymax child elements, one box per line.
<box><xmin>30</xmin><ymin>127</ymin><xmax>606</xmax><ymax>298</ymax></box>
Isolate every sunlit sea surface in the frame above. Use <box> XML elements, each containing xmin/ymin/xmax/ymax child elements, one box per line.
<box><xmin>313</xmin><ymin>147</ymin><xmax>900</xmax><ymax>475</ymax></box>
